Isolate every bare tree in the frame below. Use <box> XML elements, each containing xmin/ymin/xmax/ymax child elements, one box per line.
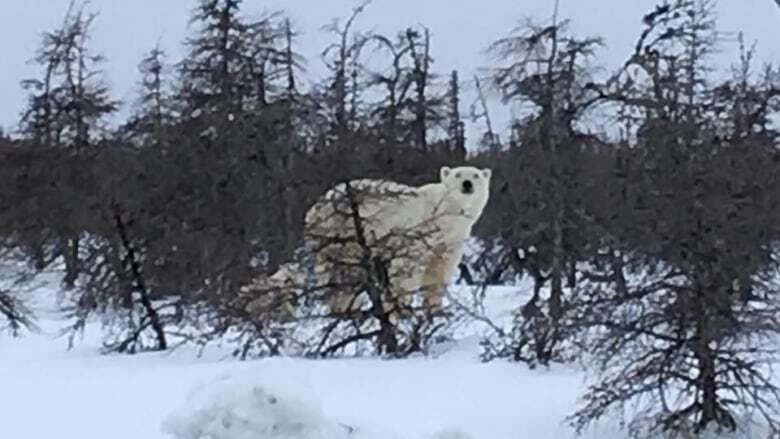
<box><xmin>320</xmin><ymin>0</ymin><xmax>372</xmax><ymax>142</ymax></box>
<box><xmin>0</xmin><ymin>248</ymin><xmax>37</xmax><ymax>336</ymax></box>
<box><xmin>567</xmin><ymin>2</ymin><xmax>780</xmax><ymax>436</ymax></box>
<box><xmin>481</xmin><ymin>10</ymin><xmax>604</xmax><ymax>366</ymax></box>
<box><xmin>470</xmin><ymin>75</ymin><xmax>499</xmax><ymax>150</ymax></box>
<box><xmin>121</xmin><ymin>44</ymin><xmax>175</xmax><ymax>149</ymax></box>
<box><xmin>287</xmin><ymin>179</ymin><xmax>453</xmax><ymax>357</ymax></box>
<box><xmin>19</xmin><ymin>1</ymin><xmax>117</xmax><ymax>289</ymax></box>
<box><xmin>446</xmin><ymin>70</ymin><xmax>466</xmax><ymax>157</ymax></box>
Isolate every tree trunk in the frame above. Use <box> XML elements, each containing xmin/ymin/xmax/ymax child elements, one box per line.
<box><xmin>31</xmin><ymin>241</ymin><xmax>46</xmax><ymax>271</ymax></box>
<box><xmin>694</xmin><ymin>287</ymin><xmax>718</xmax><ymax>430</ymax></box>
<box><xmin>63</xmin><ymin>236</ymin><xmax>79</xmax><ymax>289</ymax></box>
<box><xmin>550</xmin><ymin>209</ymin><xmax>564</xmax><ymax>321</ymax></box>
<box><xmin>113</xmin><ymin>209</ymin><xmax>167</xmax><ymax>351</ymax></box>
<box><xmin>457</xmin><ymin>262</ymin><xmax>475</xmax><ymax>285</ymax></box>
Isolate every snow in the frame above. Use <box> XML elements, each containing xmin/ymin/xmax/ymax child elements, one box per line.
<box><xmin>162</xmin><ymin>383</ymin><xmax>358</xmax><ymax>439</ymax></box>
<box><xmin>1</xmin><ymin>270</ymin><xmax>616</xmax><ymax>439</ymax></box>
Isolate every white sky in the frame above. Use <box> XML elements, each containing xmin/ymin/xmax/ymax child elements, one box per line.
<box><xmin>2</xmin><ymin>0</ymin><xmax>778</xmax><ymax>145</ymax></box>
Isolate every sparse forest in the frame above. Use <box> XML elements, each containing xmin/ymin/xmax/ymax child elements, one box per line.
<box><xmin>1</xmin><ymin>0</ymin><xmax>779</xmax><ymax>437</ymax></box>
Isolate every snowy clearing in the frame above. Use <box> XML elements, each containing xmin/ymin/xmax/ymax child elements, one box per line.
<box><xmin>0</xmin><ymin>270</ymin><xmax>677</xmax><ymax>439</ymax></box>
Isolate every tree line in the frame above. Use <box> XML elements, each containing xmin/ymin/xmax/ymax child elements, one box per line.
<box><xmin>1</xmin><ymin>0</ymin><xmax>780</xmax><ymax>436</ymax></box>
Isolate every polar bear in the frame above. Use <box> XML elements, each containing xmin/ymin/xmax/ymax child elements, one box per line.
<box><xmin>302</xmin><ymin>165</ymin><xmax>491</xmax><ymax>318</ymax></box>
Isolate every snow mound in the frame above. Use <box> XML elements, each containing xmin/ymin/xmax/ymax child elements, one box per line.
<box><xmin>161</xmin><ymin>374</ymin><xmax>476</xmax><ymax>439</ymax></box>
<box><xmin>161</xmin><ymin>381</ymin><xmax>355</xmax><ymax>439</ymax></box>
<box><xmin>429</xmin><ymin>428</ymin><xmax>474</xmax><ymax>439</ymax></box>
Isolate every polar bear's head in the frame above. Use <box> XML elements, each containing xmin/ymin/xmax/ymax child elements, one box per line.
<box><xmin>439</xmin><ymin>166</ymin><xmax>492</xmax><ymax>218</ymax></box>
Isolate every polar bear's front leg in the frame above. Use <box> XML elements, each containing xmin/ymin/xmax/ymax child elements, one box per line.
<box><xmin>387</xmin><ymin>255</ymin><xmax>425</xmax><ymax>317</ymax></box>
<box><xmin>420</xmin><ymin>243</ymin><xmax>463</xmax><ymax>315</ymax></box>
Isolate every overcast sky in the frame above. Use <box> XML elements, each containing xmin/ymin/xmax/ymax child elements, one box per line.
<box><xmin>1</xmin><ymin>0</ymin><xmax>778</xmax><ymax>142</ymax></box>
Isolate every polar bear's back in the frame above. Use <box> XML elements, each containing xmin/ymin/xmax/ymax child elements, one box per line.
<box><xmin>321</xmin><ymin>178</ymin><xmax>417</xmax><ymax>202</ymax></box>
<box><xmin>305</xmin><ymin>179</ymin><xmax>423</xmax><ymax>234</ymax></box>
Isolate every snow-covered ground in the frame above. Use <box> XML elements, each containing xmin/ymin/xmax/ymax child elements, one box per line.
<box><xmin>0</xmin><ymin>270</ymin><xmax>624</xmax><ymax>439</ymax></box>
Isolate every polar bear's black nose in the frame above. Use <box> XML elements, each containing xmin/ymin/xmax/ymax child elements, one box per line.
<box><xmin>462</xmin><ymin>180</ymin><xmax>474</xmax><ymax>194</ymax></box>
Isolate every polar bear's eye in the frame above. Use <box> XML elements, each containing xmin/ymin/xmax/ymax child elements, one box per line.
<box><xmin>455</xmin><ymin>172</ymin><xmax>461</xmax><ymax>178</ymax></box>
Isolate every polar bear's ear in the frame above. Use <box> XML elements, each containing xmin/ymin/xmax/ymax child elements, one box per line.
<box><xmin>481</xmin><ymin>168</ymin><xmax>492</xmax><ymax>179</ymax></box>
<box><xmin>440</xmin><ymin>166</ymin><xmax>452</xmax><ymax>180</ymax></box>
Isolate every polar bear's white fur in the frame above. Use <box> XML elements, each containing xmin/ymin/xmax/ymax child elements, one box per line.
<box><xmin>302</xmin><ymin>165</ymin><xmax>491</xmax><ymax>316</ymax></box>
<box><xmin>241</xmin><ymin>262</ymin><xmax>303</xmax><ymax>320</ymax></box>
